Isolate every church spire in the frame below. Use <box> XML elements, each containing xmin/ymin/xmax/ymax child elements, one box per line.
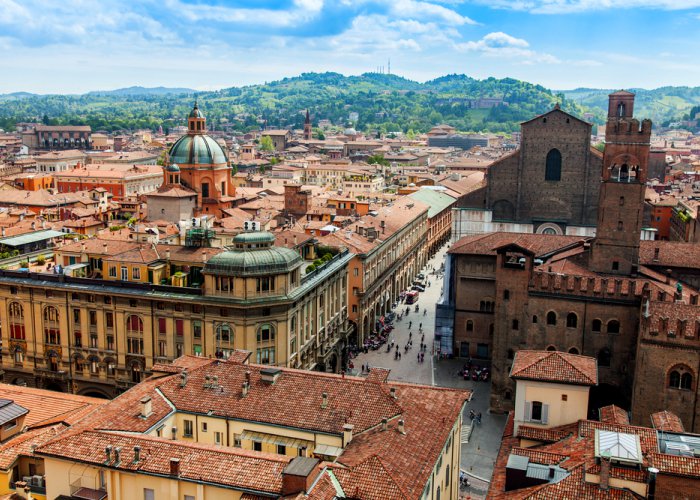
<box><xmin>303</xmin><ymin>109</ymin><xmax>312</xmax><ymax>140</ymax></box>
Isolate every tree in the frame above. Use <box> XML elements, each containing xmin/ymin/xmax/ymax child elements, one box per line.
<box><xmin>260</xmin><ymin>136</ymin><xmax>274</xmax><ymax>152</ymax></box>
<box><xmin>367</xmin><ymin>154</ymin><xmax>389</xmax><ymax>166</ymax></box>
<box><xmin>314</xmin><ymin>128</ymin><xmax>325</xmax><ymax>140</ymax></box>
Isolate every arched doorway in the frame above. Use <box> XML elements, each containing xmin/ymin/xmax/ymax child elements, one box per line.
<box><xmin>79</xmin><ymin>389</ymin><xmax>111</xmax><ymax>399</ymax></box>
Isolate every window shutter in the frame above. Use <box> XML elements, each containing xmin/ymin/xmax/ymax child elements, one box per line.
<box><xmin>524</xmin><ymin>401</ymin><xmax>532</xmax><ymax>422</ymax></box>
<box><xmin>542</xmin><ymin>404</ymin><xmax>549</xmax><ymax>424</ymax></box>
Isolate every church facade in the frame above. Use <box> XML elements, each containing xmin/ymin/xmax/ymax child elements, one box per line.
<box><xmin>452</xmin><ymin>105</ymin><xmax>602</xmax><ymax>239</ymax></box>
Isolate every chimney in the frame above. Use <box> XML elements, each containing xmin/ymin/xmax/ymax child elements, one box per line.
<box><xmin>321</xmin><ymin>392</ymin><xmax>328</xmax><ymax>409</ymax></box>
<box><xmin>31</xmin><ymin>221</ymin><xmax>36</xmax><ymax>230</ymax></box>
<box><xmin>166</xmin><ymin>249</ymin><xmax>171</xmax><ymax>260</ymax></box>
<box><xmin>242</xmin><ymin>381</ymin><xmax>249</xmax><ymax>397</ymax></box>
<box><xmin>381</xmin><ymin>417</ymin><xmax>388</xmax><ymax>431</ymax></box>
<box><xmin>281</xmin><ymin>457</ymin><xmax>321</xmax><ymax>496</ymax></box>
<box><xmin>139</xmin><ymin>396</ymin><xmax>152</xmax><ymax>418</ymax></box>
<box><xmin>245</xmin><ymin>371</ymin><xmax>251</xmax><ymax>383</ymax></box>
<box><xmin>260</xmin><ymin>367</ymin><xmax>282</xmax><ymax>384</ymax></box>
<box><xmin>171</xmin><ymin>426</ymin><xmax>177</xmax><ymax>440</ymax></box>
<box><xmin>105</xmin><ymin>445</ymin><xmax>113</xmax><ymax>463</ymax></box>
<box><xmin>179</xmin><ymin>370</ymin><xmax>188</xmax><ymax>388</ymax></box>
<box><xmin>647</xmin><ymin>466</ymin><xmax>659</xmax><ymax>499</ymax></box>
<box><xmin>343</xmin><ymin>423</ymin><xmax>354</xmax><ymax>445</ymax></box>
<box><xmin>133</xmin><ymin>446</ymin><xmax>141</xmax><ymax>463</ymax></box>
<box><xmin>599</xmin><ymin>454</ymin><xmax>611</xmax><ymax>490</ymax></box>
<box><xmin>390</xmin><ymin>387</ymin><xmax>397</xmax><ymax>399</ymax></box>
<box><xmin>666</xmin><ymin>270</ymin><xmax>672</xmax><ymax>285</ymax></box>
<box><xmin>398</xmin><ymin>419</ymin><xmax>406</xmax><ymax>435</ymax></box>
<box><xmin>113</xmin><ymin>447</ymin><xmax>122</xmax><ymax>465</ymax></box>
<box><xmin>204</xmin><ymin>375</ymin><xmax>211</xmax><ymax>388</ymax></box>
<box><xmin>212</xmin><ymin>375</ymin><xmax>219</xmax><ymax>388</ymax></box>
<box><xmin>548</xmin><ymin>466</ymin><xmax>555</xmax><ymax>479</ymax></box>
<box><xmin>169</xmin><ymin>458</ymin><xmax>181</xmax><ymax>477</ymax></box>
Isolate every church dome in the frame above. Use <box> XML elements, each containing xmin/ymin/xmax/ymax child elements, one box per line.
<box><xmin>189</xmin><ymin>102</ymin><xmax>205</xmax><ymax>119</ymax></box>
<box><xmin>169</xmin><ymin>134</ymin><xmax>228</xmax><ymax>166</ymax></box>
<box><xmin>166</xmin><ymin>163</ymin><xmax>180</xmax><ymax>172</ymax></box>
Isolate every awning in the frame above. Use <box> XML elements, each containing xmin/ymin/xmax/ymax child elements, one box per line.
<box><xmin>240</xmin><ymin>430</ymin><xmax>311</xmax><ymax>449</ymax></box>
<box><xmin>73</xmin><ymin>487</ymin><xmax>108</xmax><ymax>500</ymax></box>
<box><xmin>0</xmin><ymin>229</ymin><xmax>65</xmax><ymax>247</ymax></box>
<box><xmin>313</xmin><ymin>444</ymin><xmax>343</xmax><ymax>457</ymax></box>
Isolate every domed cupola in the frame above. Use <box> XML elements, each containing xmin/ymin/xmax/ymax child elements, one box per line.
<box><xmin>188</xmin><ymin>101</ymin><xmax>206</xmax><ymax>133</ymax></box>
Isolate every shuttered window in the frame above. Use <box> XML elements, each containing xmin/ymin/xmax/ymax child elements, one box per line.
<box><xmin>524</xmin><ymin>401</ymin><xmax>549</xmax><ymax>424</ymax></box>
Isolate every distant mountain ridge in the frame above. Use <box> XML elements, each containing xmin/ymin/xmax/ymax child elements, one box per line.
<box><xmin>87</xmin><ymin>86</ymin><xmax>196</xmax><ymax>96</ymax></box>
<box><xmin>0</xmin><ymin>72</ymin><xmax>697</xmax><ymax>133</ymax></box>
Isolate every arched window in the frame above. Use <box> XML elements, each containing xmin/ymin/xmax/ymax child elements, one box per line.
<box><xmin>546</xmin><ymin>345</ymin><xmax>557</xmax><ymax>352</ymax></box>
<box><xmin>598</xmin><ymin>348</ymin><xmax>611</xmax><ymax>367</ymax></box>
<box><xmin>546</xmin><ymin>311</ymin><xmax>557</xmax><ymax>326</ymax></box>
<box><xmin>532</xmin><ymin>315</ymin><xmax>538</xmax><ymax>324</ymax></box>
<box><xmin>126</xmin><ymin>315</ymin><xmax>144</xmax><ymax>355</ymax></box>
<box><xmin>592</xmin><ymin>319</ymin><xmax>602</xmax><ymax>332</ymax></box>
<box><xmin>568</xmin><ymin>347</ymin><xmax>580</xmax><ymax>355</ymax></box>
<box><xmin>681</xmin><ymin>373</ymin><xmax>693</xmax><ymax>390</ymax></box>
<box><xmin>607</xmin><ymin>320</ymin><xmax>620</xmax><ymax>334</ymax></box>
<box><xmin>617</xmin><ymin>102</ymin><xmax>625</xmax><ymax>117</ymax></box>
<box><xmin>545</xmin><ymin>149</ymin><xmax>562</xmax><ymax>181</ymax></box>
<box><xmin>566</xmin><ymin>313</ymin><xmax>578</xmax><ymax>328</ymax></box>
<box><xmin>9</xmin><ymin>302</ymin><xmax>25</xmax><ymax>340</ymax></box>
<box><xmin>44</xmin><ymin>306</ymin><xmax>60</xmax><ymax>345</ymax></box>
<box><xmin>512</xmin><ymin>319</ymin><xmax>519</xmax><ymax>331</ymax></box>
<box><xmin>466</xmin><ymin>320</ymin><xmax>473</xmax><ymax>332</ymax></box>
<box><xmin>215</xmin><ymin>323</ymin><xmax>234</xmax><ymax>359</ymax></box>
<box><xmin>620</xmin><ymin>164</ymin><xmax>629</xmax><ymax>181</ymax></box>
<box><xmin>256</xmin><ymin>324</ymin><xmax>276</xmax><ymax>365</ymax></box>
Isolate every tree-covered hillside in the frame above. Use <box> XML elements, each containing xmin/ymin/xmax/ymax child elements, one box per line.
<box><xmin>0</xmin><ymin>72</ymin><xmax>583</xmax><ymax>135</ymax></box>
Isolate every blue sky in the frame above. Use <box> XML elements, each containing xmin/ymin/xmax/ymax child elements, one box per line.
<box><xmin>1</xmin><ymin>0</ymin><xmax>700</xmax><ymax>93</ymax></box>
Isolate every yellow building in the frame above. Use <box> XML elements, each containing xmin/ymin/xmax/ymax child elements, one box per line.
<box><xmin>0</xmin><ymin>232</ymin><xmax>352</xmax><ymax>398</ymax></box>
<box><xmin>318</xmin><ymin>196</ymin><xmax>429</xmax><ymax>343</ymax></box>
<box><xmin>36</xmin><ymin>354</ymin><xmax>471</xmax><ymax>499</ymax></box>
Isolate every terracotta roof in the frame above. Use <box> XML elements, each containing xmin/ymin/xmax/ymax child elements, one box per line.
<box><xmin>516</xmin><ymin>424</ymin><xmax>576</xmax><ymax>443</ymax></box>
<box><xmin>0</xmin><ymin>383</ymin><xmax>105</xmax><ymax>429</ymax></box>
<box><xmin>599</xmin><ymin>405</ymin><xmax>630</xmax><ymax>425</ymax></box>
<box><xmin>450</xmin><ymin>232</ymin><xmax>586</xmax><ymax>258</ymax></box>
<box><xmin>640</xmin><ymin>240</ymin><xmax>700</xmax><ymax>270</ymax></box>
<box><xmin>650</xmin><ymin>410</ymin><xmax>685</xmax><ymax>433</ymax></box>
<box><xmin>330</xmin><ymin>455</ymin><xmax>407</xmax><ymax>499</ymax></box>
<box><xmin>37</xmin><ymin>430</ymin><xmax>291</xmax><ymax>495</ymax></box>
<box><xmin>0</xmin><ymin>424</ymin><xmax>66</xmax><ymax>470</ymax></box>
<box><xmin>649</xmin><ymin>452</ymin><xmax>700</xmax><ymax>478</ymax></box>
<box><xmin>510</xmin><ymin>350</ymin><xmax>598</xmax><ymax>386</ymax></box>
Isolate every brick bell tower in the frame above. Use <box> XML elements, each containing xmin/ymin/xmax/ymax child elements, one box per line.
<box><xmin>303</xmin><ymin>109</ymin><xmax>312</xmax><ymax>141</ymax></box>
<box><xmin>590</xmin><ymin>91</ymin><xmax>651</xmax><ymax>276</ymax></box>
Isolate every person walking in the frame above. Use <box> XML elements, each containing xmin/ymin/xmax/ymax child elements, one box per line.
<box><xmin>477</xmin><ymin>412</ymin><xmax>482</xmax><ymax>425</ymax></box>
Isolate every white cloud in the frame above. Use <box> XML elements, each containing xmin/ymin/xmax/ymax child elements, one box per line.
<box><xmin>162</xmin><ymin>0</ymin><xmax>324</xmax><ymax>27</ymax></box>
<box><xmin>388</xmin><ymin>0</ymin><xmax>477</xmax><ymax>25</ymax></box>
<box><xmin>455</xmin><ymin>32</ymin><xmax>560</xmax><ymax>64</ymax></box>
<box><xmin>481</xmin><ymin>0</ymin><xmax>700</xmax><ymax>12</ymax></box>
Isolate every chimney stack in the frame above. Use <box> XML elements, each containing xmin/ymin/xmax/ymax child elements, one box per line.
<box><xmin>113</xmin><ymin>447</ymin><xmax>122</xmax><ymax>465</ymax></box>
<box><xmin>171</xmin><ymin>427</ymin><xmax>177</xmax><ymax>440</ymax></box>
<box><xmin>105</xmin><ymin>445</ymin><xmax>112</xmax><ymax>463</ymax></box>
<box><xmin>133</xmin><ymin>446</ymin><xmax>141</xmax><ymax>463</ymax></box>
<box><xmin>398</xmin><ymin>419</ymin><xmax>406</xmax><ymax>435</ymax></box>
<box><xmin>166</xmin><ymin>249</ymin><xmax>171</xmax><ymax>260</ymax></box>
<box><xmin>212</xmin><ymin>375</ymin><xmax>219</xmax><ymax>388</ymax></box>
<box><xmin>390</xmin><ymin>387</ymin><xmax>397</xmax><ymax>399</ymax></box>
<box><xmin>343</xmin><ymin>423</ymin><xmax>354</xmax><ymax>445</ymax></box>
<box><xmin>204</xmin><ymin>375</ymin><xmax>211</xmax><ymax>388</ymax></box>
<box><xmin>139</xmin><ymin>396</ymin><xmax>152</xmax><ymax>418</ymax></box>
<box><xmin>242</xmin><ymin>381</ymin><xmax>249</xmax><ymax>397</ymax></box>
<box><xmin>381</xmin><ymin>417</ymin><xmax>388</xmax><ymax>431</ymax></box>
<box><xmin>179</xmin><ymin>370</ymin><xmax>188</xmax><ymax>388</ymax></box>
<box><xmin>170</xmin><ymin>458</ymin><xmax>181</xmax><ymax>477</ymax></box>
<box><xmin>321</xmin><ymin>392</ymin><xmax>328</xmax><ymax>409</ymax></box>
<box><xmin>599</xmin><ymin>454</ymin><xmax>611</xmax><ymax>490</ymax></box>
<box><xmin>245</xmin><ymin>371</ymin><xmax>251</xmax><ymax>383</ymax></box>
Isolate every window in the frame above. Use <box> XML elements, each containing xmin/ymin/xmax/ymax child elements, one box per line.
<box><xmin>121</xmin><ymin>266</ymin><xmax>128</xmax><ymax>280</ymax></box>
<box><xmin>619</xmin><ymin>196</ymin><xmax>625</xmax><ymax>206</ymax></box>
<box><xmin>277</xmin><ymin>444</ymin><xmax>287</xmax><ymax>455</ymax></box>
<box><xmin>617</xmin><ymin>221</ymin><xmax>623</xmax><ymax>231</ymax></box>
<box><xmin>607</xmin><ymin>320</ymin><xmax>620</xmax><ymax>334</ymax></box>
<box><xmin>562</xmin><ymin>394</ymin><xmax>568</xmax><ymax>401</ymax></box>
<box><xmin>175</xmin><ymin>319</ymin><xmax>184</xmax><ymax>337</ymax></box>
<box><xmin>44</xmin><ymin>306</ymin><xmax>60</xmax><ymax>344</ymax></box>
<box><xmin>183</xmin><ymin>419</ymin><xmax>193</xmax><ymax>437</ymax></box>
<box><xmin>612</xmin><ymin>261</ymin><xmax>619</xmax><ymax>271</ymax></box>
<box><xmin>598</xmin><ymin>348</ymin><xmax>611</xmax><ymax>367</ymax></box>
<box><xmin>503</xmin><ymin>289</ymin><xmax>510</xmax><ymax>300</ymax></box>
<box><xmin>507</xmin><ymin>348</ymin><xmax>514</xmax><ymax>359</ymax></box>
<box><xmin>592</xmin><ymin>319</ymin><xmax>602</xmax><ymax>332</ymax></box>
<box><xmin>215</xmin><ymin>432</ymin><xmax>223</xmax><ymax>445</ymax></box>
<box><xmin>257</xmin><ymin>347</ymin><xmax>275</xmax><ymax>365</ymax></box>
<box><xmin>193</xmin><ymin>320</ymin><xmax>202</xmax><ymax>338</ymax></box>
<box><xmin>202</xmin><ymin>182</ymin><xmax>210</xmax><ymax>198</ymax></box>
<box><xmin>253</xmin><ymin>441</ymin><xmax>262</xmax><ymax>452</ymax></box>
<box><xmin>201</xmin><ymin>422</ymin><xmax>208</xmax><ymax>432</ymax></box>
<box><xmin>566</xmin><ymin>313</ymin><xmax>578</xmax><ymax>328</ymax></box>
<box><xmin>298</xmin><ymin>446</ymin><xmax>307</xmax><ymax>457</ymax></box>
<box><xmin>9</xmin><ymin>302</ymin><xmax>25</xmax><ymax>340</ymax></box>
<box><xmin>669</xmin><ymin>367</ymin><xmax>693</xmax><ymax>390</ymax></box>
<box><xmin>144</xmin><ymin>489</ymin><xmax>155</xmax><ymax>500</ymax></box>
<box><xmin>234</xmin><ymin>434</ymin><xmax>242</xmax><ymax>447</ymax></box>
<box><xmin>512</xmin><ymin>319</ymin><xmax>519</xmax><ymax>330</ymax></box>
<box><xmin>532</xmin><ymin>315</ymin><xmax>538</xmax><ymax>324</ymax></box>
<box><xmin>546</xmin><ymin>311</ymin><xmax>557</xmax><ymax>326</ymax></box>
<box><xmin>132</xmin><ymin>267</ymin><xmax>141</xmax><ymax>280</ymax></box>
<box><xmin>158</xmin><ymin>318</ymin><xmax>167</xmax><ymax>335</ymax></box>
<box><xmin>445</xmin><ymin>466</ymin><xmax>450</xmax><ymax>485</ymax></box>
<box><xmin>526</xmin><ymin>401</ymin><xmax>548</xmax><ymax>423</ymax></box>
<box><xmin>568</xmin><ymin>347</ymin><xmax>580</xmax><ymax>355</ymax></box>
<box><xmin>466</xmin><ymin>320</ymin><xmax>473</xmax><ymax>332</ymax></box>
<box><xmin>476</xmin><ymin>343</ymin><xmax>489</xmax><ymax>359</ymax></box>
<box><xmin>545</xmin><ymin>149</ymin><xmax>562</xmax><ymax>181</ymax></box>
<box><xmin>257</xmin><ymin>324</ymin><xmax>274</xmax><ymax>342</ymax></box>
<box><xmin>109</xmin><ymin>265</ymin><xmax>117</xmax><ymax>278</ymax></box>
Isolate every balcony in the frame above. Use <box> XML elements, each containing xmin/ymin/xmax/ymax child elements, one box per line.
<box><xmin>34</xmin><ymin>367</ymin><xmax>68</xmax><ymax>380</ymax></box>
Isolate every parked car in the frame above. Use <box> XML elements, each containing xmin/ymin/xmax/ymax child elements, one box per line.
<box><xmin>412</xmin><ymin>285</ymin><xmax>426</xmax><ymax>292</ymax></box>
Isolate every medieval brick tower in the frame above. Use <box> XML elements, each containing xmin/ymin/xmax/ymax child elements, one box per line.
<box><xmin>303</xmin><ymin>109</ymin><xmax>312</xmax><ymax>141</ymax></box>
<box><xmin>590</xmin><ymin>91</ymin><xmax>651</xmax><ymax>276</ymax></box>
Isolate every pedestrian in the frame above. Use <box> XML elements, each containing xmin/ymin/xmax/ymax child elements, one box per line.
<box><xmin>417</xmin><ymin>352</ymin><xmax>421</xmax><ymax>362</ymax></box>
<box><xmin>469</xmin><ymin>410</ymin><xmax>475</xmax><ymax>421</ymax></box>
<box><xmin>399</xmin><ymin>352</ymin><xmax>402</xmax><ymax>360</ymax></box>
<box><xmin>419</xmin><ymin>322</ymin><xmax>422</xmax><ymax>329</ymax></box>
<box><xmin>420</xmin><ymin>352</ymin><xmax>424</xmax><ymax>363</ymax></box>
<box><xmin>409</xmin><ymin>321</ymin><xmax>412</xmax><ymax>329</ymax></box>
<box><xmin>477</xmin><ymin>412</ymin><xmax>482</xmax><ymax>425</ymax></box>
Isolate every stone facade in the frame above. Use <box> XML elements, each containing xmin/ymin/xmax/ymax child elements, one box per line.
<box><xmin>453</xmin><ymin>105</ymin><xmax>602</xmax><ymax>239</ymax></box>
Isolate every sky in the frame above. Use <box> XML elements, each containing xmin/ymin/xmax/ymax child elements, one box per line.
<box><xmin>1</xmin><ymin>0</ymin><xmax>700</xmax><ymax>94</ymax></box>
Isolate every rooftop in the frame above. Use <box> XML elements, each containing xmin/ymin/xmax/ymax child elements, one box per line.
<box><xmin>510</xmin><ymin>350</ymin><xmax>598</xmax><ymax>386</ymax></box>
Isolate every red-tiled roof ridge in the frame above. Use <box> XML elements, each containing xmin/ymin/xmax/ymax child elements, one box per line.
<box><xmin>510</xmin><ymin>350</ymin><xmax>598</xmax><ymax>386</ymax></box>
<box><xmin>366</xmin><ymin>367</ymin><xmax>391</xmax><ymax>384</ymax></box>
<box><xmin>331</xmin><ymin>454</ymin><xmax>409</xmax><ymax>500</ymax></box>
<box><xmin>516</xmin><ymin>424</ymin><xmax>576</xmax><ymax>443</ymax></box>
<box><xmin>599</xmin><ymin>405</ymin><xmax>630</xmax><ymax>425</ymax></box>
<box><xmin>650</xmin><ymin>410</ymin><xmax>685</xmax><ymax>433</ymax></box>
<box><xmin>648</xmin><ymin>452</ymin><xmax>700</xmax><ymax>478</ymax></box>
<box><xmin>510</xmin><ymin>446</ymin><xmax>570</xmax><ymax>466</ymax></box>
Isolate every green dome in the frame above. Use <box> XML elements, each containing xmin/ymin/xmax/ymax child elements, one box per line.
<box><xmin>169</xmin><ymin>134</ymin><xmax>228</xmax><ymax>166</ymax></box>
<box><xmin>233</xmin><ymin>232</ymin><xmax>276</xmax><ymax>245</ymax></box>
<box><xmin>166</xmin><ymin>163</ymin><xmax>180</xmax><ymax>172</ymax></box>
<box><xmin>189</xmin><ymin>103</ymin><xmax>205</xmax><ymax>118</ymax></box>
<box><xmin>204</xmin><ymin>245</ymin><xmax>302</xmax><ymax>277</ymax></box>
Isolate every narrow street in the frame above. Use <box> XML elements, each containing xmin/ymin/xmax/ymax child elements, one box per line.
<box><xmin>352</xmin><ymin>240</ymin><xmax>506</xmax><ymax>500</ymax></box>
